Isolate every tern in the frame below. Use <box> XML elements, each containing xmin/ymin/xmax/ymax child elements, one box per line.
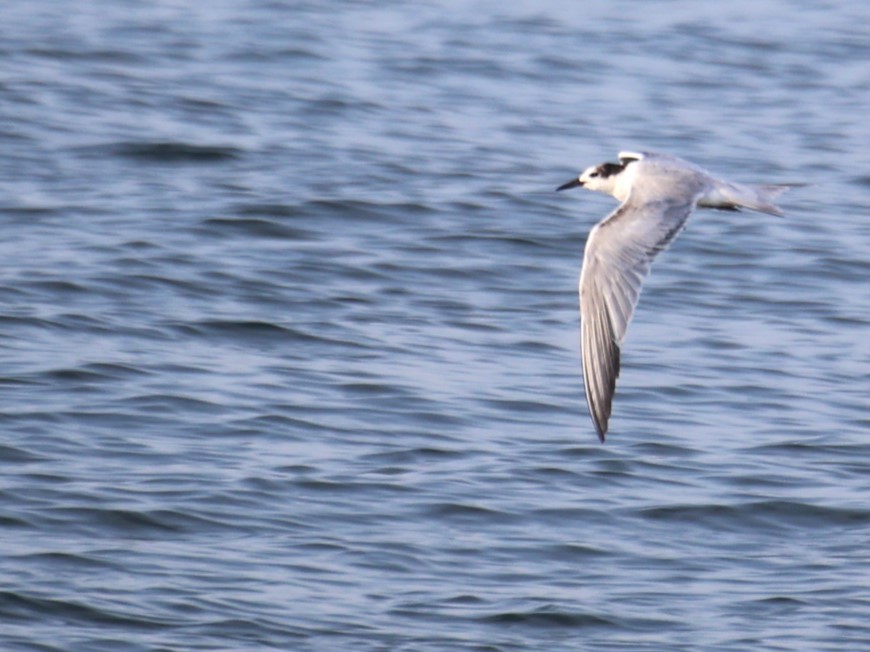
<box><xmin>557</xmin><ymin>151</ymin><xmax>799</xmax><ymax>442</ymax></box>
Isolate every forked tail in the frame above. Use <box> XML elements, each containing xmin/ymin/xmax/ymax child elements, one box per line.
<box><xmin>700</xmin><ymin>182</ymin><xmax>806</xmax><ymax>216</ymax></box>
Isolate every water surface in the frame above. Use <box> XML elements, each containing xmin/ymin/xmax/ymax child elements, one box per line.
<box><xmin>0</xmin><ymin>1</ymin><xmax>868</xmax><ymax>650</ymax></box>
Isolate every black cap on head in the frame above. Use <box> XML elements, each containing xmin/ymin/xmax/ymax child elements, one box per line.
<box><xmin>596</xmin><ymin>162</ymin><xmax>625</xmax><ymax>178</ymax></box>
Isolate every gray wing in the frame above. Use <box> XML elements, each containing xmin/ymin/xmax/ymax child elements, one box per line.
<box><xmin>580</xmin><ymin>197</ymin><xmax>696</xmax><ymax>441</ymax></box>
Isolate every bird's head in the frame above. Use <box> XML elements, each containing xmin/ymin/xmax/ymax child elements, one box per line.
<box><xmin>556</xmin><ymin>152</ymin><xmax>643</xmax><ymax>200</ymax></box>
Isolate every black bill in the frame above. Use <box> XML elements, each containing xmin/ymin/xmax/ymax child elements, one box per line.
<box><xmin>556</xmin><ymin>178</ymin><xmax>583</xmax><ymax>191</ymax></box>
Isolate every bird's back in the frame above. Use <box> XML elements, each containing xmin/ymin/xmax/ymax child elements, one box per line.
<box><xmin>616</xmin><ymin>152</ymin><xmax>713</xmax><ymax>210</ymax></box>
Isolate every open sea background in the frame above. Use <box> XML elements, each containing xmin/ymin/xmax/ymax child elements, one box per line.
<box><xmin>1</xmin><ymin>1</ymin><xmax>868</xmax><ymax>650</ymax></box>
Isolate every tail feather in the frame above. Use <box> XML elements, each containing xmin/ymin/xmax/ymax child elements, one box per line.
<box><xmin>700</xmin><ymin>182</ymin><xmax>806</xmax><ymax>217</ymax></box>
<box><xmin>749</xmin><ymin>185</ymin><xmax>791</xmax><ymax>216</ymax></box>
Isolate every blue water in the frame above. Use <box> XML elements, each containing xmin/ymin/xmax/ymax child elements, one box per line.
<box><xmin>1</xmin><ymin>2</ymin><xmax>868</xmax><ymax>650</ymax></box>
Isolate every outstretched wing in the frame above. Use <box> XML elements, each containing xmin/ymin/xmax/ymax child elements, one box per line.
<box><xmin>579</xmin><ymin>196</ymin><xmax>696</xmax><ymax>441</ymax></box>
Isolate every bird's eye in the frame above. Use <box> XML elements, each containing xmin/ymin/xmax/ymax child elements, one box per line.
<box><xmin>590</xmin><ymin>172</ymin><xmax>599</xmax><ymax>178</ymax></box>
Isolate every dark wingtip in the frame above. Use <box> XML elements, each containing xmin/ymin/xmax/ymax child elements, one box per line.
<box><xmin>594</xmin><ymin>416</ymin><xmax>608</xmax><ymax>443</ymax></box>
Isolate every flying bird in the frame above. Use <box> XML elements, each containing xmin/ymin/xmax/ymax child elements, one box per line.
<box><xmin>557</xmin><ymin>151</ymin><xmax>798</xmax><ymax>441</ymax></box>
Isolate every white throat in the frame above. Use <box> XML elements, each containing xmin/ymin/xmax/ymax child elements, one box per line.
<box><xmin>610</xmin><ymin>165</ymin><xmax>638</xmax><ymax>202</ymax></box>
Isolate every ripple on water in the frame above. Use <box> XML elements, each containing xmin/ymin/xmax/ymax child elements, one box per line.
<box><xmin>76</xmin><ymin>141</ymin><xmax>244</xmax><ymax>163</ymax></box>
<box><xmin>1</xmin><ymin>2</ymin><xmax>868</xmax><ymax>651</ymax></box>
